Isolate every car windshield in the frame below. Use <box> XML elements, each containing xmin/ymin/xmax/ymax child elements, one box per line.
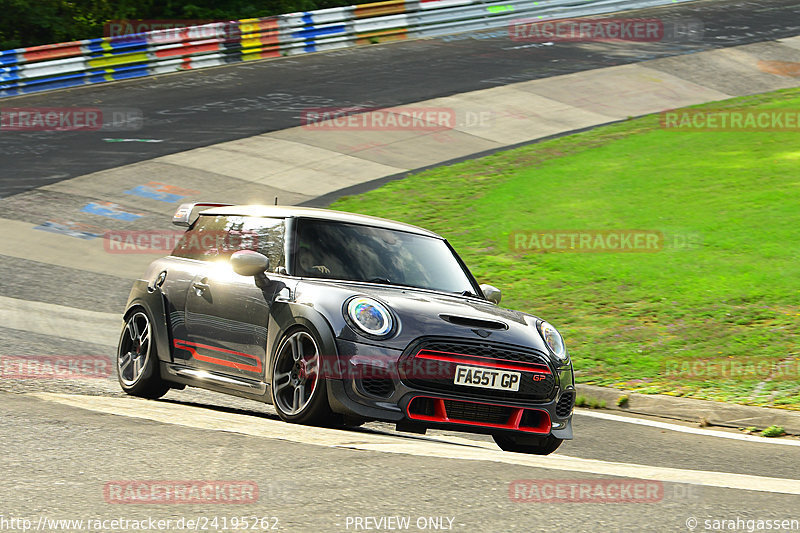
<box><xmin>293</xmin><ymin>218</ymin><xmax>477</xmax><ymax>294</ymax></box>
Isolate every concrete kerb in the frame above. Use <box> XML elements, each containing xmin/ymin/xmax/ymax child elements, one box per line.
<box><xmin>577</xmin><ymin>384</ymin><xmax>800</xmax><ymax>436</ymax></box>
<box><xmin>299</xmin><ymin>117</ymin><xmax>632</xmax><ymax>207</ymax></box>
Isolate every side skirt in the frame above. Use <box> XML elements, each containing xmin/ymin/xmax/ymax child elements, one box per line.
<box><xmin>161</xmin><ymin>362</ymin><xmax>272</xmax><ymax>404</ymax></box>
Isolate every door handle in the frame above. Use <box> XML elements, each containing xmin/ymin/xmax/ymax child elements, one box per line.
<box><xmin>192</xmin><ymin>281</ymin><xmax>210</xmax><ymax>292</ymax></box>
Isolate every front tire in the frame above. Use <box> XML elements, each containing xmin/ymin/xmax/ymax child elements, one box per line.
<box><xmin>117</xmin><ymin>309</ymin><xmax>169</xmax><ymax>399</ymax></box>
<box><xmin>271</xmin><ymin>327</ymin><xmax>335</xmax><ymax>426</ymax></box>
<box><xmin>493</xmin><ymin>433</ymin><xmax>563</xmax><ymax>455</ymax></box>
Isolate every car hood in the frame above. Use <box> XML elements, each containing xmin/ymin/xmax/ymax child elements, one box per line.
<box><xmin>293</xmin><ymin>280</ymin><xmax>556</xmax><ymax>357</ymax></box>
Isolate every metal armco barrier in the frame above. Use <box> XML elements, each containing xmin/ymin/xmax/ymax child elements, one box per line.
<box><xmin>0</xmin><ymin>0</ymin><xmax>694</xmax><ymax>98</ymax></box>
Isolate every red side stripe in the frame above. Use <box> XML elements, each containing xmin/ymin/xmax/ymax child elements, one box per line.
<box><xmin>173</xmin><ymin>339</ymin><xmax>262</xmax><ymax>373</ymax></box>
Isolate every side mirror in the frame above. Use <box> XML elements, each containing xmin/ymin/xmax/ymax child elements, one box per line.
<box><xmin>231</xmin><ymin>250</ymin><xmax>270</xmax><ymax>288</ymax></box>
<box><xmin>480</xmin><ymin>284</ymin><xmax>501</xmax><ymax>304</ymax></box>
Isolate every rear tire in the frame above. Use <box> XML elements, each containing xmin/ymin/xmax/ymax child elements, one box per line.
<box><xmin>493</xmin><ymin>433</ymin><xmax>563</xmax><ymax>455</ymax></box>
<box><xmin>117</xmin><ymin>309</ymin><xmax>170</xmax><ymax>399</ymax></box>
<box><xmin>271</xmin><ymin>327</ymin><xmax>335</xmax><ymax>426</ymax></box>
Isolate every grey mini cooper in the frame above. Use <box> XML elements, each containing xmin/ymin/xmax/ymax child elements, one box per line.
<box><xmin>117</xmin><ymin>203</ymin><xmax>575</xmax><ymax>454</ymax></box>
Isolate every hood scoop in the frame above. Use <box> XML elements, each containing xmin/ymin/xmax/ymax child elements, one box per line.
<box><xmin>439</xmin><ymin>314</ymin><xmax>508</xmax><ymax>330</ymax></box>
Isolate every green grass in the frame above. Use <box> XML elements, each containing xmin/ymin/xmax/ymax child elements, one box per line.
<box><xmin>330</xmin><ymin>88</ymin><xmax>800</xmax><ymax>409</ymax></box>
<box><xmin>761</xmin><ymin>425</ymin><xmax>786</xmax><ymax>438</ymax></box>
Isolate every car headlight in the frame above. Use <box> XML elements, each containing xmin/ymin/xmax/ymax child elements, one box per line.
<box><xmin>537</xmin><ymin>321</ymin><xmax>567</xmax><ymax>362</ymax></box>
<box><xmin>346</xmin><ymin>297</ymin><xmax>394</xmax><ymax>338</ymax></box>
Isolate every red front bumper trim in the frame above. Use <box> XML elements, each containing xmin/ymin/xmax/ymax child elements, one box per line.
<box><xmin>406</xmin><ymin>395</ymin><xmax>551</xmax><ymax>434</ymax></box>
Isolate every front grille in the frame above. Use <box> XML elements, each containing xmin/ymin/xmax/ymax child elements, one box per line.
<box><xmin>417</xmin><ymin>340</ymin><xmax>551</xmax><ymax>367</ymax></box>
<box><xmin>400</xmin><ymin>338</ymin><xmax>556</xmax><ymax>401</ymax></box>
<box><xmin>556</xmin><ymin>390</ymin><xmax>575</xmax><ymax>417</ymax></box>
<box><xmin>407</xmin><ymin>373</ymin><xmax>556</xmax><ymax>401</ymax></box>
<box><xmin>359</xmin><ymin>378</ymin><xmax>395</xmax><ymax>398</ymax></box>
<box><xmin>443</xmin><ymin>400</ymin><xmax>511</xmax><ymax>424</ymax></box>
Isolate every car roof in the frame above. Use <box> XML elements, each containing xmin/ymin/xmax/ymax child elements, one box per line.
<box><xmin>199</xmin><ymin>205</ymin><xmax>442</xmax><ymax>238</ymax></box>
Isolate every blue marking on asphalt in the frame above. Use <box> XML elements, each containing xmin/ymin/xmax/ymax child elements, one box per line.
<box><xmin>125</xmin><ymin>185</ymin><xmax>184</xmax><ymax>203</ymax></box>
<box><xmin>81</xmin><ymin>202</ymin><xmax>142</xmax><ymax>221</ymax></box>
<box><xmin>33</xmin><ymin>221</ymin><xmax>102</xmax><ymax>240</ymax></box>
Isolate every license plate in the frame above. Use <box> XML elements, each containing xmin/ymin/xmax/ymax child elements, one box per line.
<box><xmin>453</xmin><ymin>365</ymin><xmax>520</xmax><ymax>392</ymax></box>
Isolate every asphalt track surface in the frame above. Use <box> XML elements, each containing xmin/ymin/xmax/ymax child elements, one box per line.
<box><xmin>1</xmin><ymin>1</ymin><xmax>800</xmax><ymax>531</ymax></box>
<box><xmin>1</xmin><ymin>0</ymin><xmax>800</xmax><ymax>197</ymax></box>
<box><xmin>2</xmin><ymin>387</ymin><xmax>800</xmax><ymax>533</ymax></box>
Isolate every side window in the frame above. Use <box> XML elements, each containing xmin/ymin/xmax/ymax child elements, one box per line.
<box><xmin>232</xmin><ymin>216</ymin><xmax>286</xmax><ymax>270</ymax></box>
<box><xmin>171</xmin><ymin>215</ymin><xmax>286</xmax><ymax>270</ymax></box>
<box><xmin>171</xmin><ymin>215</ymin><xmax>228</xmax><ymax>260</ymax></box>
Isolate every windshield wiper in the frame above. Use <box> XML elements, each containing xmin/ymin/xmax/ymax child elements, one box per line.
<box><xmin>366</xmin><ymin>277</ymin><xmax>393</xmax><ymax>284</ymax></box>
<box><xmin>364</xmin><ymin>277</ymin><xmax>416</xmax><ymax>289</ymax></box>
<box><xmin>460</xmin><ymin>290</ymin><xmax>480</xmax><ymax>298</ymax></box>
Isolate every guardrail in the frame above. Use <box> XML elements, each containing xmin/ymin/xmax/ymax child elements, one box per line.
<box><xmin>0</xmin><ymin>0</ymin><xmax>693</xmax><ymax>98</ymax></box>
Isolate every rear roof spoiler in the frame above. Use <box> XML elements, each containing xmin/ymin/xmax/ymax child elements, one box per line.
<box><xmin>172</xmin><ymin>202</ymin><xmax>233</xmax><ymax>227</ymax></box>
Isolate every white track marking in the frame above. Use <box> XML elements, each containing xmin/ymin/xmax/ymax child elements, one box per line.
<box><xmin>31</xmin><ymin>393</ymin><xmax>800</xmax><ymax>496</ymax></box>
<box><xmin>0</xmin><ymin>295</ymin><xmax>120</xmax><ymax>347</ymax></box>
<box><xmin>574</xmin><ymin>410</ymin><xmax>800</xmax><ymax>447</ymax></box>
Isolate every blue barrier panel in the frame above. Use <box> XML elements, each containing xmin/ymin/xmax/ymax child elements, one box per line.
<box><xmin>88</xmin><ymin>63</ymin><xmax>150</xmax><ymax>83</ymax></box>
<box><xmin>293</xmin><ymin>18</ymin><xmax>349</xmax><ymax>52</ymax></box>
<box><xmin>294</xmin><ymin>24</ymin><xmax>348</xmax><ymax>40</ymax></box>
<box><xmin>84</xmin><ymin>36</ymin><xmax>149</xmax><ymax>54</ymax></box>
<box><xmin>0</xmin><ymin>51</ymin><xmax>19</xmax><ymax>66</ymax></box>
<box><xmin>107</xmin><ymin>34</ymin><xmax>150</xmax><ymax>50</ymax></box>
<box><xmin>11</xmin><ymin>71</ymin><xmax>88</xmax><ymax>94</ymax></box>
<box><xmin>0</xmin><ymin>66</ymin><xmax>20</xmax><ymax>82</ymax></box>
